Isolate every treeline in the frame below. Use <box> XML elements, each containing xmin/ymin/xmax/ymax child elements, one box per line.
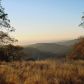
<box><xmin>0</xmin><ymin>0</ymin><xmax>24</xmax><ymax>62</ymax></box>
<box><xmin>0</xmin><ymin>44</ymin><xmax>25</xmax><ymax>61</ymax></box>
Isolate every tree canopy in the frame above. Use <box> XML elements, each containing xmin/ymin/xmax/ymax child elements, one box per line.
<box><xmin>0</xmin><ymin>0</ymin><xmax>17</xmax><ymax>45</ymax></box>
<box><xmin>79</xmin><ymin>13</ymin><xmax>84</xmax><ymax>27</ymax></box>
<box><xmin>0</xmin><ymin>0</ymin><xmax>20</xmax><ymax>61</ymax></box>
<box><xmin>68</xmin><ymin>13</ymin><xmax>84</xmax><ymax>60</ymax></box>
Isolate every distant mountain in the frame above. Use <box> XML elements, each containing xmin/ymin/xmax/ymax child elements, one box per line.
<box><xmin>23</xmin><ymin>39</ymin><xmax>79</xmax><ymax>60</ymax></box>
<box><xmin>28</xmin><ymin>43</ymin><xmax>70</xmax><ymax>55</ymax></box>
<box><xmin>57</xmin><ymin>39</ymin><xmax>79</xmax><ymax>46</ymax></box>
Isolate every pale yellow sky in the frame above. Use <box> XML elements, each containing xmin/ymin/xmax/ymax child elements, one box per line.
<box><xmin>14</xmin><ymin>27</ymin><xmax>84</xmax><ymax>45</ymax></box>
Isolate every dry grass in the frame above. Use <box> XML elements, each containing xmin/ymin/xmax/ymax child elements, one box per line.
<box><xmin>0</xmin><ymin>60</ymin><xmax>84</xmax><ymax>84</ymax></box>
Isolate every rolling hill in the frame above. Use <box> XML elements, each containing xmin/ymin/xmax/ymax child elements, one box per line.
<box><xmin>28</xmin><ymin>43</ymin><xmax>70</xmax><ymax>54</ymax></box>
<box><xmin>57</xmin><ymin>39</ymin><xmax>79</xmax><ymax>46</ymax></box>
<box><xmin>23</xmin><ymin>39</ymin><xmax>79</xmax><ymax>60</ymax></box>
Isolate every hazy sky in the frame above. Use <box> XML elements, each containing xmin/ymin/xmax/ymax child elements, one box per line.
<box><xmin>2</xmin><ymin>0</ymin><xmax>84</xmax><ymax>45</ymax></box>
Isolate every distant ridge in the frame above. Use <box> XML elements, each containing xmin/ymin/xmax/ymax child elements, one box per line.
<box><xmin>23</xmin><ymin>39</ymin><xmax>79</xmax><ymax>60</ymax></box>
<box><xmin>28</xmin><ymin>43</ymin><xmax>69</xmax><ymax>54</ymax></box>
<box><xmin>57</xmin><ymin>39</ymin><xmax>79</xmax><ymax>46</ymax></box>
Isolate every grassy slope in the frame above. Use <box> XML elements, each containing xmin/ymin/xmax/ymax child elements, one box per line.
<box><xmin>0</xmin><ymin>60</ymin><xmax>84</xmax><ymax>84</ymax></box>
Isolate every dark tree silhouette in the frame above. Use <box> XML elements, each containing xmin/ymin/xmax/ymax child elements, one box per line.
<box><xmin>0</xmin><ymin>44</ymin><xmax>24</xmax><ymax>61</ymax></box>
<box><xmin>79</xmin><ymin>13</ymin><xmax>84</xmax><ymax>27</ymax></box>
<box><xmin>0</xmin><ymin>0</ymin><xmax>20</xmax><ymax>61</ymax></box>
<box><xmin>0</xmin><ymin>31</ymin><xmax>17</xmax><ymax>45</ymax></box>
<box><xmin>0</xmin><ymin>0</ymin><xmax>17</xmax><ymax>45</ymax></box>
<box><xmin>0</xmin><ymin>0</ymin><xmax>15</xmax><ymax>31</ymax></box>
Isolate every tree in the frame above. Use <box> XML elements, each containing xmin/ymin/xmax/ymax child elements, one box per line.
<box><xmin>0</xmin><ymin>0</ymin><xmax>14</xmax><ymax>31</ymax></box>
<box><xmin>0</xmin><ymin>31</ymin><xmax>17</xmax><ymax>45</ymax></box>
<box><xmin>0</xmin><ymin>0</ymin><xmax>19</xmax><ymax>61</ymax></box>
<box><xmin>0</xmin><ymin>0</ymin><xmax>26</xmax><ymax>62</ymax></box>
<box><xmin>79</xmin><ymin>13</ymin><xmax>84</xmax><ymax>27</ymax></box>
<box><xmin>67</xmin><ymin>13</ymin><xmax>84</xmax><ymax>60</ymax></box>
<box><xmin>68</xmin><ymin>37</ymin><xmax>84</xmax><ymax>60</ymax></box>
<box><xmin>0</xmin><ymin>44</ymin><xmax>25</xmax><ymax>61</ymax></box>
<box><xmin>4</xmin><ymin>44</ymin><xmax>24</xmax><ymax>61</ymax></box>
<box><xmin>0</xmin><ymin>0</ymin><xmax>17</xmax><ymax>45</ymax></box>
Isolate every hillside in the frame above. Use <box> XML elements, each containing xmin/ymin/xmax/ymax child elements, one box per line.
<box><xmin>23</xmin><ymin>47</ymin><xmax>57</xmax><ymax>60</ymax></box>
<box><xmin>28</xmin><ymin>43</ymin><xmax>70</xmax><ymax>54</ymax></box>
<box><xmin>57</xmin><ymin>39</ymin><xmax>79</xmax><ymax>46</ymax></box>
<box><xmin>23</xmin><ymin>39</ymin><xmax>79</xmax><ymax>60</ymax></box>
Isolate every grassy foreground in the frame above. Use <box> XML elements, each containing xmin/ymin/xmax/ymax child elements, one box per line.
<box><xmin>0</xmin><ymin>60</ymin><xmax>84</xmax><ymax>84</ymax></box>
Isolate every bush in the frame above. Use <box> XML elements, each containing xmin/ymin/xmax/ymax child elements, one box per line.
<box><xmin>68</xmin><ymin>37</ymin><xmax>84</xmax><ymax>60</ymax></box>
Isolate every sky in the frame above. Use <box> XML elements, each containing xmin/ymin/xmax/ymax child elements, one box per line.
<box><xmin>2</xmin><ymin>0</ymin><xmax>84</xmax><ymax>45</ymax></box>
